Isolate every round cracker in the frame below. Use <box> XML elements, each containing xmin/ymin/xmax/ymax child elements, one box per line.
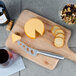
<box><xmin>55</xmin><ymin>33</ymin><xmax>65</xmax><ymax>39</ymax></box>
<box><xmin>51</xmin><ymin>25</ymin><xmax>60</xmax><ymax>35</ymax></box>
<box><xmin>54</xmin><ymin>29</ymin><xmax>64</xmax><ymax>36</ymax></box>
<box><xmin>54</xmin><ymin>37</ymin><xmax>64</xmax><ymax>48</ymax></box>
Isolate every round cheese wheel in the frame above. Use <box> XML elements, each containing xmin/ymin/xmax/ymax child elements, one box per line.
<box><xmin>24</xmin><ymin>18</ymin><xmax>44</xmax><ymax>39</ymax></box>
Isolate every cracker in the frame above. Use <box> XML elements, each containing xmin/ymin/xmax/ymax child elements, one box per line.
<box><xmin>54</xmin><ymin>29</ymin><xmax>64</xmax><ymax>36</ymax></box>
<box><xmin>54</xmin><ymin>37</ymin><xmax>64</xmax><ymax>48</ymax></box>
<box><xmin>51</xmin><ymin>25</ymin><xmax>60</xmax><ymax>35</ymax></box>
<box><xmin>55</xmin><ymin>33</ymin><xmax>65</xmax><ymax>39</ymax></box>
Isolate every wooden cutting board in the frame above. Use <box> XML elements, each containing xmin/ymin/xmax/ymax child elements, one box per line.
<box><xmin>6</xmin><ymin>10</ymin><xmax>59</xmax><ymax>70</ymax></box>
<box><xmin>6</xmin><ymin>10</ymin><xmax>76</xmax><ymax>70</ymax></box>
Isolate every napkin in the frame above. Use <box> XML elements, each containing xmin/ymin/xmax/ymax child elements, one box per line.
<box><xmin>0</xmin><ymin>56</ymin><xmax>25</xmax><ymax>76</ymax></box>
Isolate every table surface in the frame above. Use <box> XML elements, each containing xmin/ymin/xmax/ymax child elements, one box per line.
<box><xmin>0</xmin><ymin>0</ymin><xmax>76</xmax><ymax>76</ymax></box>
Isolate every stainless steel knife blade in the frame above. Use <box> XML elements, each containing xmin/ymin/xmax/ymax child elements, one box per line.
<box><xmin>17</xmin><ymin>40</ymin><xmax>64</xmax><ymax>59</ymax></box>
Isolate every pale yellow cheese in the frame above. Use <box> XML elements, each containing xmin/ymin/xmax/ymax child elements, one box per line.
<box><xmin>24</xmin><ymin>18</ymin><xmax>44</xmax><ymax>39</ymax></box>
<box><xmin>12</xmin><ymin>33</ymin><xmax>21</xmax><ymax>42</ymax></box>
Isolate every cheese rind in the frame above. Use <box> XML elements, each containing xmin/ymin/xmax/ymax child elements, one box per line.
<box><xmin>24</xmin><ymin>18</ymin><xmax>44</xmax><ymax>39</ymax></box>
<box><xmin>12</xmin><ymin>33</ymin><xmax>21</xmax><ymax>42</ymax></box>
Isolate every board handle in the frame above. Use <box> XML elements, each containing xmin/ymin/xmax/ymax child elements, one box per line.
<box><xmin>64</xmin><ymin>46</ymin><xmax>76</xmax><ymax>62</ymax></box>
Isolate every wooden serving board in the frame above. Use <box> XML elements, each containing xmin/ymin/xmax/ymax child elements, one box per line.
<box><xmin>6</xmin><ymin>10</ymin><xmax>76</xmax><ymax>70</ymax></box>
<box><xmin>5</xmin><ymin>10</ymin><xmax>59</xmax><ymax>70</ymax></box>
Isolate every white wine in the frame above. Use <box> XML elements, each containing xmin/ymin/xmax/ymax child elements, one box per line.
<box><xmin>0</xmin><ymin>1</ymin><xmax>10</xmax><ymax>25</ymax></box>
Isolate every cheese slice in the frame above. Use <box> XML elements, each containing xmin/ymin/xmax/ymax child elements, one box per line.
<box><xmin>12</xmin><ymin>33</ymin><xmax>21</xmax><ymax>42</ymax></box>
<box><xmin>24</xmin><ymin>18</ymin><xmax>44</xmax><ymax>39</ymax></box>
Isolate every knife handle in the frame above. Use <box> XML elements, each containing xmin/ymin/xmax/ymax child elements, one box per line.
<box><xmin>37</xmin><ymin>51</ymin><xmax>64</xmax><ymax>60</ymax></box>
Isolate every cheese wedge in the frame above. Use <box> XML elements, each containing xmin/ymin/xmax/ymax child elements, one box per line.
<box><xmin>24</xmin><ymin>18</ymin><xmax>44</xmax><ymax>39</ymax></box>
<box><xmin>54</xmin><ymin>37</ymin><xmax>64</xmax><ymax>48</ymax></box>
<box><xmin>12</xmin><ymin>33</ymin><xmax>21</xmax><ymax>42</ymax></box>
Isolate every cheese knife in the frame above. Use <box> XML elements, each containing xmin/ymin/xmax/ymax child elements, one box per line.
<box><xmin>17</xmin><ymin>40</ymin><xmax>64</xmax><ymax>59</ymax></box>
